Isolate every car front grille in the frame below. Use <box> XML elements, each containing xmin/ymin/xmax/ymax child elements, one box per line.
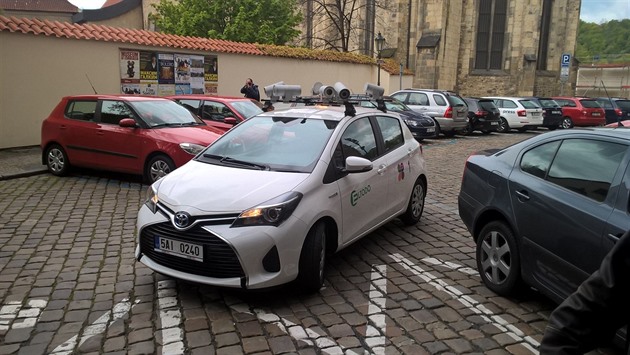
<box><xmin>140</xmin><ymin>222</ymin><xmax>244</xmax><ymax>279</ymax></box>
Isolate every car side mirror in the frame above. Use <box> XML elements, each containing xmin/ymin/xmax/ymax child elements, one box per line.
<box><xmin>345</xmin><ymin>156</ymin><xmax>372</xmax><ymax>173</ymax></box>
<box><xmin>119</xmin><ymin>118</ymin><xmax>137</xmax><ymax>128</ymax></box>
<box><xmin>224</xmin><ymin>117</ymin><xmax>238</xmax><ymax>125</ymax></box>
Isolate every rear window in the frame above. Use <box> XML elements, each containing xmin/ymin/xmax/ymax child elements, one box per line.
<box><xmin>65</xmin><ymin>100</ymin><xmax>97</xmax><ymax>121</ymax></box>
<box><xmin>538</xmin><ymin>99</ymin><xmax>560</xmax><ymax>108</ymax></box>
<box><xmin>615</xmin><ymin>100</ymin><xmax>630</xmax><ymax>110</ymax></box>
<box><xmin>478</xmin><ymin>100</ymin><xmax>497</xmax><ymax>111</ymax></box>
<box><xmin>596</xmin><ymin>98</ymin><xmax>613</xmax><ymax>109</ymax></box>
<box><xmin>464</xmin><ymin>99</ymin><xmax>479</xmax><ymax>110</ymax></box>
<box><xmin>519</xmin><ymin>100</ymin><xmax>540</xmax><ymax>109</ymax></box>
<box><xmin>446</xmin><ymin>94</ymin><xmax>467</xmax><ymax>107</ymax></box>
<box><xmin>580</xmin><ymin>100</ymin><xmax>601</xmax><ymax>108</ymax></box>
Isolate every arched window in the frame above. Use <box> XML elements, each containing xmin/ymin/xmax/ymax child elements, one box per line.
<box><xmin>475</xmin><ymin>0</ymin><xmax>507</xmax><ymax>70</ymax></box>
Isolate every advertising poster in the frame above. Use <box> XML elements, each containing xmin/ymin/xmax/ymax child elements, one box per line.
<box><xmin>190</xmin><ymin>55</ymin><xmax>205</xmax><ymax>94</ymax></box>
<box><xmin>120</xmin><ymin>50</ymin><xmax>140</xmax><ymax>83</ymax></box>
<box><xmin>205</xmin><ymin>83</ymin><xmax>218</xmax><ymax>95</ymax></box>
<box><xmin>204</xmin><ymin>55</ymin><xmax>218</xmax><ymax>82</ymax></box>
<box><xmin>140</xmin><ymin>51</ymin><xmax>158</xmax><ymax>81</ymax></box>
<box><xmin>174</xmin><ymin>54</ymin><xmax>191</xmax><ymax>84</ymax></box>
<box><xmin>175</xmin><ymin>84</ymin><xmax>192</xmax><ymax>95</ymax></box>
<box><xmin>140</xmin><ymin>83</ymin><xmax>157</xmax><ymax>96</ymax></box>
<box><xmin>158</xmin><ymin>53</ymin><xmax>175</xmax><ymax>84</ymax></box>
<box><xmin>121</xmin><ymin>83</ymin><xmax>141</xmax><ymax>95</ymax></box>
<box><xmin>158</xmin><ymin>84</ymin><xmax>175</xmax><ymax>96</ymax></box>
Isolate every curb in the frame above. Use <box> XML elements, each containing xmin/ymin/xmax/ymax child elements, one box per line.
<box><xmin>0</xmin><ymin>169</ymin><xmax>48</xmax><ymax>181</ymax></box>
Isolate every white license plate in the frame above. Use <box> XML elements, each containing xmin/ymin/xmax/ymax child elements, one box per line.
<box><xmin>592</xmin><ymin>112</ymin><xmax>601</xmax><ymax>116</ymax></box>
<box><xmin>427</xmin><ymin>127</ymin><xmax>435</xmax><ymax>132</ymax></box>
<box><xmin>552</xmin><ymin>111</ymin><xmax>561</xmax><ymax>115</ymax></box>
<box><xmin>490</xmin><ymin>122</ymin><xmax>498</xmax><ymax>125</ymax></box>
<box><xmin>154</xmin><ymin>236</ymin><xmax>203</xmax><ymax>262</ymax></box>
<box><xmin>532</xmin><ymin>112</ymin><xmax>541</xmax><ymax>116</ymax></box>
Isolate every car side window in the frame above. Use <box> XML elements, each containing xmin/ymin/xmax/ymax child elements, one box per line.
<box><xmin>520</xmin><ymin>141</ymin><xmax>561</xmax><ymax>179</ymax></box>
<box><xmin>202</xmin><ymin>102</ymin><xmax>233</xmax><ymax>122</ymax></box>
<box><xmin>503</xmin><ymin>100</ymin><xmax>518</xmax><ymax>109</ymax></box>
<box><xmin>100</xmin><ymin>100</ymin><xmax>134</xmax><ymax>125</ymax></box>
<box><xmin>65</xmin><ymin>100</ymin><xmax>97</xmax><ymax>122</ymax></box>
<box><xmin>408</xmin><ymin>93</ymin><xmax>429</xmax><ymax>106</ymax></box>
<box><xmin>340</xmin><ymin>117</ymin><xmax>378</xmax><ymax>161</ymax></box>
<box><xmin>433</xmin><ymin>94</ymin><xmax>447</xmax><ymax>106</ymax></box>
<box><xmin>391</xmin><ymin>93</ymin><xmax>408</xmax><ymax>103</ymax></box>
<box><xmin>376</xmin><ymin>116</ymin><xmax>404</xmax><ymax>153</ymax></box>
<box><xmin>547</xmin><ymin>139</ymin><xmax>628</xmax><ymax>202</ymax></box>
<box><xmin>177</xmin><ymin>99</ymin><xmax>201</xmax><ymax>115</ymax></box>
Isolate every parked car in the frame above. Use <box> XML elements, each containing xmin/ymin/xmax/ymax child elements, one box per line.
<box><xmin>41</xmin><ymin>95</ymin><xmax>223</xmax><ymax>184</ymax></box>
<box><xmin>551</xmin><ymin>97</ymin><xmax>606</xmax><ymax>128</ymax></box>
<box><xmin>390</xmin><ymin>89</ymin><xmax>468</xmax><ymax>137</ymax></box>
<box><xmin>168</xmin><ymin>95</ymin><xmax>263</xmax><ymax>132</ymax></box>
<box><xmin>136</xmin><ymin>102</ymin><xmax>427</xmax><ymax>293</ymax></box>
<box><xmin>523</xmin><ymin>97</ymin><xmax>563</xmax><ymax>130</ymax></box>
<box><xmin>596</xmin><ymin>97</ymin><xmax>630</xmax><ymax>125</ymax></box>
<box><xmin>460</xmin><ymin>97</ymin><xmax>501</xmax><ymax>135</ymax></box>
<box><xmin>458</xmin><ymin>128</ymin><xmax>630</xmax><ymax>302</ymax></box>
<box><xmin>483</xmin><ymin>96</ymin><xmax>544</xmax><ymax>133</ymax></box>
<box><xmin>355</xmin><ymin>96</ymin><xmax>437</xmax><ymax>140</ymax></box>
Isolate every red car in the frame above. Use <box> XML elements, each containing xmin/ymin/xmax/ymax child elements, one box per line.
<box><xmin>41</xmin><ymin>95</ymin><xmax>223</xmax><ymax>184</ymax></box>
<box><xmin>551</xmin><ymin>97</ymin><xmax>606</xmax><ymax>128</ymax></box>
<box><xmin>168</xmin><ymin>95</ymin><xmax>263</xmax><ymax>132</ymax></box>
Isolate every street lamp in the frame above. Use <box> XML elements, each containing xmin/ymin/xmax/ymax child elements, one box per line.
<box><xmin>375</xmin><ymin>32</ymin><xmax>385</xmax><ymax>86</ymax></box>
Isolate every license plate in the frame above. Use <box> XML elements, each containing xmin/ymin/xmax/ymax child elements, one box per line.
<box><xmin>592</xmin><ymin>112</ymin><xmax>601</xmax><ymax>116</ymax></box>
<box><xmin>427</xmin><ymin>127</ymin><xmax>435</xmax><ymax>132</ymax></box>
<box><xmin>552</xmin><ymin>111</ymin><xmax>561</xmax><ymax>115</ymax></box>
<box><xmin>532</xmin><ymin>112</ymin><xmax>541</xmax><ymax>116</ymax></box>
<box><xmin>490</xmin><ymin>122</ymin><xmax>498</xmax><ymax>125</ymax></box>
<box><xmin>154</xmin><ymin>236</ymin><xmax>203</xmax><ymax>262</ymax></box>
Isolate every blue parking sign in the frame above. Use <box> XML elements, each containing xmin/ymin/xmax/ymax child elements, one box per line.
<box><xmin>561</xmin><ymin>54</ymin><xmax>571</xmax><ymax>66</ymax></box>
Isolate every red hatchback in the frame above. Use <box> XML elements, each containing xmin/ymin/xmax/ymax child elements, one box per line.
<box><xmin>168</xmin><ymin>95</ymin><xmax>263</xmax><ymax>132</ymax></box>
<box><xmin>41</xmin><ymin>95</ymin><xmax>223</xmax><ymax>184</ymax></box>
<box><xmin>552</xmin><ymin>97</ymin><xmax>606</xmax><ymax>128</ymax></box>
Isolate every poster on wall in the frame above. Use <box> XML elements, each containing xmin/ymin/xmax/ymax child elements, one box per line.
<box><xmin>140</xmin><ymin>52</ymin><xmax>158</xmax><ymax>80</ymax></box>
<box><xmin>175</xmin><ymin>84</ymin><xmax>192</xmax><ymax>95</ymax></box>
<box><xmin>140</xmin><ymin>83</ymin><xmax>158</xmax><ymax>95</ymax></box>
<box><xmin>158</xmin><ymin>84</ymin><xmax>175</xmax><ymax>96</ymax></box>
<box><xmin>120</xmin><ymin>50</ymin><xmax>140</xmax><ymax>83</ymax></box>
<box><xmin>158</xmin><ymin>53</ymin><xmax>175</xmax><ymax>84</ymax></box>
<box><xmin>205</xmin><ymin>83</ymin><xmax>218</xmax><ymax>95</ymax></box>
<box><xmin>174</xmin><ymin>54</ymin><xmax>191</xmax><ymax>84</ymax></box>
<box><xmin>121</xmin><ymin>83</ymin><xmax>141</xmax><ymax>95</ymax></box>
<box><xmin>204</xmin><ymin>55</ymin><xmax>218</xmax><ymax>82</ymax></box>
<box><xmin>190</xmin><ymin>55</ymin><xmax>205</xmax><ymax>94</ymax></box>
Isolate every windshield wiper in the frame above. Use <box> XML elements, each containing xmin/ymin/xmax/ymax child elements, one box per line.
<box><xmin>152</xmin><ymin>122</ymin><xmax>198</xmax><ymax>128</ymax></box>
<box><xmin>220</xmin><ymin>156</ymin><xmax>269</xmax><ymax>170</ymax></box>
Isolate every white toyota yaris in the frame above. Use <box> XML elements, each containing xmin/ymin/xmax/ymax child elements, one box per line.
<box><xmin>136</xmin><ymin>102</ymin><xmax>427</xmax><ymax>292</ymax></box>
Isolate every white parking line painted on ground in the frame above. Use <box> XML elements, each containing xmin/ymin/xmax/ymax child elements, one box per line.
<box><xmin>157</xmin><ymin>279</ymin><xmax>185</xmax><ymax>354</ymax></box>
<box><xmin>366</xmin><ymin>264</ymin><xmax>387</xmax><ymax>355</ymax></box>
<box><xmin>391</xmin><ymin>253</ymin><xmax>540</xmax><ymax>354</ymax></box>
<box><xmin>51</xmin><ymin>298</ymin><xmax>138</xmax><ymax>354</ymax></box>
<box><xmin>0</xmin><ymin>299</ymin><xmax>47</xmax><ymax>332</ymax></box>
<box><xmin>421</xmin><ymin>257</ymin><xmax>478</xmax><ymax>276</ymax></box>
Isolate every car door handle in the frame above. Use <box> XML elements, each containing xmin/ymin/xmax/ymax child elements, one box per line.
<box><xmin>515</xmin><ymin>190</ymin><xmax>530</xmax><ymax>201</ymax></box>
<box><xmin>607</xmin><ymin>233</ymin><xmax>621</xmax><ymax>243</ymax></box>
<box><xmin>96</xmin><ymin>130</ymin><xmax>105</xmax><ymax>135</ymax></box>
<box><xmin>377</xmin><ymin>164</ymin><xmax>387</xmax><ymax>175</ymax></box>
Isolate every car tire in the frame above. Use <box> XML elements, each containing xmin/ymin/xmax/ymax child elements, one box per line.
<box><xmin>45</xmin><ymin>144</ymin><xmax>69</xmax><ymax>176</ymax></box>
<box><xmin>443</xmin><ymin>130</ymin><xmax>456</xmax><ymax>138</ymax></box>
<box><xmin>432</xmin><ymin>119</ymin><xmax>441</xmax><ymax>138</ymax></box>
<box><xmin>496</xmin><ymin>118</ymin><xmax>510</xmax><ymax>133</ymax></box>
<box><xmin>481</xmin><ymin>130</ymin><xmax>492</xmax><ymax>135</ymax></box>
<box><xmin>144</xmin><ymin>154</ymin><xmax>175</xmax><ymax>184</ymax></box>
<box><xmin>517</xmin><ymin>127</ymin><xmax>527</xmax><ymax>132</ymax></box>
<box><xmin>547</xmin><ymin>125</ymin><xmax>557</xmax><ymax>131</ymax></box>
<box><xmin>298</xmin><ymin>221</ymin><xmax>327</xmax><ymax>293</ymax></box>
<box><xmin>400</xmin><ymin>178</ymin><xmax>426</xmax><ymax>226</ymax></box>
<box><xmin>459</xmin><ymin>122</ymin><xmax>473</xmax><ymax>136</ymax></box>
<box><xmin>560</xmin><ymin>117</ymin><xmax>573</xmax><ymax>129</ymax></box>
<box><xmin>476</xmin><ymin>221</ymin><xmax>522</xmax><ymax>296</ymax></box>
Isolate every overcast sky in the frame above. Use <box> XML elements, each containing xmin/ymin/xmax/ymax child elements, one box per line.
<box><xmin>69</xmin><ymin>0</ymin><xmax>629</xmax><ymax>23</ymax></box>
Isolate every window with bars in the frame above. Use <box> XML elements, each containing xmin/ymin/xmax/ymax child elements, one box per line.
<box><xmin>475</xmin><ymin>0</ymin><xmax>507</xmax><ymax>70</ymax></box>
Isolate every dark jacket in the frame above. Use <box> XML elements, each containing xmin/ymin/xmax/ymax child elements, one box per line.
<box><xmin>540</xmin><ymin>230</ymin><xmax>630</xmax><ymax>354</ymax></box>
<box><xmin>241</xmin><ymin>84</ymin><xmax>260</xmax><ymax>101</ymax></box>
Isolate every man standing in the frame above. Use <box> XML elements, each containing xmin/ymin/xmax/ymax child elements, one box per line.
<box><xmin>241</xmin><ymin>78</ymin><xmax>260</xmax><ymax>101</ymax></box>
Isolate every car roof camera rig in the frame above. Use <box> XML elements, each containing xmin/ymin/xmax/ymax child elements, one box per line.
<box><xmin>263</xmin><ymin>81</ymin><xmax>303</xmax><ymax>103</ymax></box>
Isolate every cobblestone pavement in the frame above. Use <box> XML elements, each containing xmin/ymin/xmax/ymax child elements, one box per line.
<box><xmin>0</xmin><ymin>132</ymin><xmax>622</xmax><ymax>354</ymax></box>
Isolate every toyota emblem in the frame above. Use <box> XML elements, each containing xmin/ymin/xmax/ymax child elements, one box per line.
<box><xmin>174</xmin><ymin>211</ymin><xmax>191</xmax><ymax>228</ymax></box>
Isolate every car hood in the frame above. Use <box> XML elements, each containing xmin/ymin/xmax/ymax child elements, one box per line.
<box><xmin>153</xmin><ymin>126</ymin><xmax>223</xmax><ymax>145</ymax></box>
<box><xmin>156</xmin><ymin>160</ymin><xmax>309</xmax><ymax>212</ymax></box>
<box><xmin>398</xmin><ymin>110</ymin><xmax>434</xmax><ymax>125</ymax></box>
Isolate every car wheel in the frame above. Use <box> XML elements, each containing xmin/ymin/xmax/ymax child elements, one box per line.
<box><xmin>547</xmin><ymin>125</ymin><xmax>557</xmax><ymax>131</ymax></box>
<box><xmin>496</xmin><ymin>118</ymin><xmax>510</xmax><ymax>133</ymax></box>
<box><xmin>517</xmin><ymin>127</ymin><xmax>527</xmax><ymax>132</ymax></box>
<box><xmin>45</xmin><ymin>144</ymin><xmax>69</xmax><ymax>176</ymax></box>
<box><xmin>400</xmin><ymin>178</ymin><xmax>426</xmax><ymax>226</ymax></box>
<box><xmin>459</xmin><ymin>123</ymin><xmax>473</xmax><ymax>136</ymax></box>
<box><xmin>443</xmin><ymin>130</ymin><xmax>456</xmax><ymax>138</ymax></box>
<box><xmin>432</xmin><ymin>119</ymin><xmax>441</xmax><ymax>137</ymax></box>
<box><xmin>298</xmin><ymin>221</ymin><xmax>327</xmax><ymax>293</ymax></box>
<box><xmin>476</xmin><ymin>221</ymin><xmax>522</xmax><ymax>296</ymax></box>
<box><xmin>481</xmin><ymin>130</ymin><xmax>492</xmax><ymax>135</ymax></box>
<box><xmin>560</xmin><ymin>117</ymin><xmax>573</xmax><ymax>129</ymax></box>
<box><xmin>145</xmin><ymin>155</ymin><xmax>175</xmax><ymax>184</ymax></box>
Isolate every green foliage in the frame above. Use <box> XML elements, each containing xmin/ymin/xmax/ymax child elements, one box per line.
<box><xmin>577</xmin><ymin>19</ymin><xmax>630</xmax><ymax>64</ymax></box>
<box><xmin>151</xmin><ymin>0</ymin><xmax>302</xmax><ymax>45</ymax></box>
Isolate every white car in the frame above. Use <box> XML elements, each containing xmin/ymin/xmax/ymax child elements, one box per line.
<box><xmin>483</xmin><ymin>96</ymin><xmax>544</xmax><ymax>133</ymax></box>
<box><xmin>135</xmin><ymin>102</ymin><xmax>427</xmax><ymax>292</ymax></box>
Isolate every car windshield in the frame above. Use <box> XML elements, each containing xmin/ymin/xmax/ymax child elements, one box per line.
<box><xmin>616</xmin><ymin>100</ymin><xmax>630</xmax><ymax>110</ymax></box>
<box><xmin>384</xmin><ymin>99</ymin><xmax>410</xmax><ymax>112</ymax></box>
<box><xmin>197</xmin><ymin>115</ymin><xmax>338</xmax><ymax>173</ymax></box>
<box><xmin>537</xmin><ymin>99</ymin><xmax>560</xmax><ymax>108</ymax></box>
<box><xmin>231</xmin><ymin>100</ymin><xmax>264</xmax><ymax>119</ymax></box>
<box><xmin>580</xmin><ymin>100</ymin><xmax>601</xmax><ymax>108</ymax></box>
<box><xmin>519</xmin><ymin>100</ymin><xmax>541</xmax><ymax>109</ymax></box>
<box><xmin>129</xmin><ymin>100</ymin><xmax>203</xmax><ymax>127</ymax></box>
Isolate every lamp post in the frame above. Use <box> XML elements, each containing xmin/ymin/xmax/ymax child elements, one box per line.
<box><xmin>375</xmin><ymin>32</ymin><xmax>385</xmax><ymax>86</ymax></box>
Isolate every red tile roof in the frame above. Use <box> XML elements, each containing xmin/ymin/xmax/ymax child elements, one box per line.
<box><xmin>101</xmin><ymin>0</ymin><xmax>122</xmax><ymax>8</ymax></box>
<box><xmin>0</xmin><ymin>0</ymin><xmax>77</xmax><ymax>12</ymax></box>
<box><xmin>0</xmin><ymin>15</ymin><xmax>265</xmax><ymax>55</ymax></box>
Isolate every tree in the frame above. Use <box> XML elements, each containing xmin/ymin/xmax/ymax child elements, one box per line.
<box><xmin>576</xmin><ymin>19</ymin><xmax>630</xmax><ymax>64</ymax></box>
<box><xmin>151</xmin><ymin>0</ymin><xmax>303</xmax><ymax>45</ymax></box>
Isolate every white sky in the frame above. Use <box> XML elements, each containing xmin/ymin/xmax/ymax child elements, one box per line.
<box><xmin>68</xmin><ymin>0</ymin><xmax>630</xmax><ymax>23</ymax></box>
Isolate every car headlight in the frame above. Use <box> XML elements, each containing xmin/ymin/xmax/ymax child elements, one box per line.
<box><xmin>404</xmin><ymin>119</ymin><xmax>419</xmax><ymax>127</ymax></box>
<box><xmin>180</xmin><ymin>143</ymin><xmax>206</xmax><ymax>156</ymax></box>
<box><xmin>145</xmin><ymin>185</ymin><xmax>159</xmax><ymax>214</ymax></box>
<box><xmin>232</xmin><ymin>191</ymin><xmax>303</xmax><ymax>227</ymax></box>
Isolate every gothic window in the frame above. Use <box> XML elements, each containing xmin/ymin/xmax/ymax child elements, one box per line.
<box><xmin>475</xmin><ymin>0</ymin><xmax>507</xmax><ymax>70</ymax></box>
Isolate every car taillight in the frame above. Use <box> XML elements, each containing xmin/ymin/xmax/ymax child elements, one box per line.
<box><xmin>542</xmin><ymin>110</ymin><xmax>547</xmax><ymax>117</ymax></box>
<box><xmin>517</xmin><ymin>110</ymin><xmax>527</xmax><ymax>117</ymax></box>
<box><xmin>615</xmin><ymin>108</ymin><xmax>622</xmax><ymax>116</ymax></box>
<box><xmin>475</xmin><ymin>110</ymin><xmax>488</xmax><ymax>116</ymax></box>
<box><xmin>444</xmin><ymin>106</ymin><xmax>453</xmax><ymax>118</ymax></box>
